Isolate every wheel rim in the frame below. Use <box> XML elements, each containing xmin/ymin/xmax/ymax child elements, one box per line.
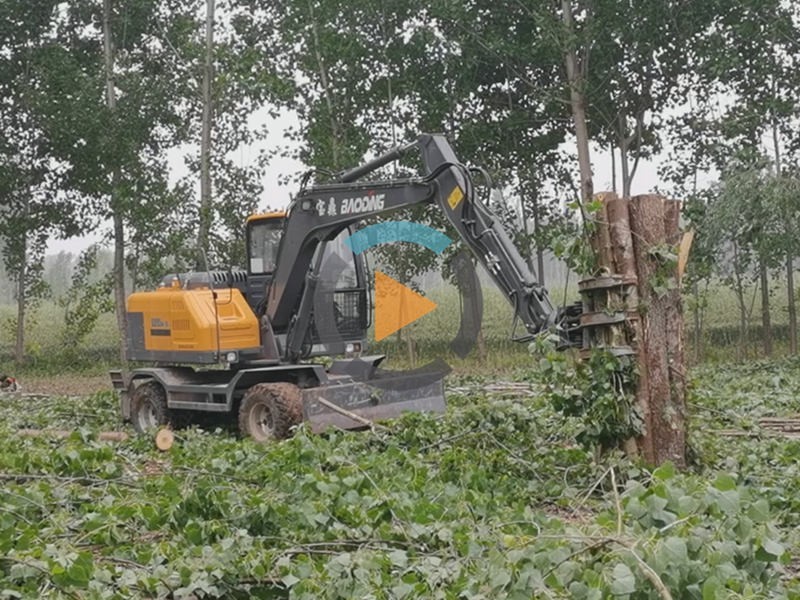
<box><xmin>137</xmin><ymin>400</ymin><xmax>158</xmax><ymax>430</ymax></box>
<box><xmin>251</xmin><ymin>403</ymin><xmax>274</xmax><ymax>438</ymax></box>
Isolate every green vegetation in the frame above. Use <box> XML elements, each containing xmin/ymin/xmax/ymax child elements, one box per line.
<box><xmin>1</xmin><ymin>359</ymin><xmax>799</xmax><ymax>598</ymax></box>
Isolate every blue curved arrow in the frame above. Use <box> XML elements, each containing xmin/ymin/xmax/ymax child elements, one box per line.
<box><xmin>345</xmin><ymin>220</ymin><xmax>452</xmax><ymax>255</ymax></box>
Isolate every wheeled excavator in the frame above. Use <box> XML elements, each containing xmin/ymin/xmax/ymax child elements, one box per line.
<box><xmin>111</xmin><ymin>133</ymin><xmax>577</xmax><ymax>440</ymax></box>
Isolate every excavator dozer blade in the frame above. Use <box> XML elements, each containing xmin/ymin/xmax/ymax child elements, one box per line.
<box><xmin>302</xmin><ymin>374</ymin><xmax>446</xmax><ymax>432</ymax></box>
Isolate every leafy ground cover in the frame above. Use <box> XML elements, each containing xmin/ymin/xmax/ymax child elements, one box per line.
<box><xmin>0</xmin><ymin>359</ymin><xmax>799</xmax><ymax>598</ymax></box>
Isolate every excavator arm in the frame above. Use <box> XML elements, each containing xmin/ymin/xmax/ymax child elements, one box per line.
<box><xmin>266</xmin><ymin>133</ymin><xmax>559</xmax><ymax>361</ymax></box>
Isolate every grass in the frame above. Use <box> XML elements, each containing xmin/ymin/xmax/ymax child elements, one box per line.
<box><xmin>1</xmin><ymin>357</ymin><xmax>799</xmax><ymax>597</ymax></box>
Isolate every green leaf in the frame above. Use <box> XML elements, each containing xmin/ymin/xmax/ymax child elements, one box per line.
<box><xmin>702</xmin><ymin>576</ymin><xmax>721</xmax><ymax>600</ymax></box>
<box><xmin>713</xmin><ymin>474</ymin><xmax>737</xmax><ymax>491</ymax></box>
<box><xmin>661</xmin><ymin>537</ymin><xmax>688</xmax><ymax>564</ymax></box>
<box><xmin>652</xmin><ymin>463</ymin><xmax>675</xmax><ymax>481</ymax></box>
<box><xmin>610</xmin><ymin>563</ymin><xmax>636</xmax><ymax>595</ymax></box>
<box><xmin>760</xmin><ymin>538</ymin><xmax>785</xmax><ymax>558</ymax></box>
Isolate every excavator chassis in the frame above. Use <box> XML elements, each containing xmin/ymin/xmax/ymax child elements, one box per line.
<box><xmin>110</xmin><ymin>355</ymin><xmax>446</xmax><ymax>435</ymax></box>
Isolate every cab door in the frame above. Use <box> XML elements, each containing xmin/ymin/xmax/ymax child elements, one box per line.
<box><xmin>245</xmin><ymin>213</ymin><xmax>285</xmax><ymax>315</ymax></box>
<box><xmin>311</xmin><ymin>228</ymin><xmax>370</xmax><ymax>351</ymax></box>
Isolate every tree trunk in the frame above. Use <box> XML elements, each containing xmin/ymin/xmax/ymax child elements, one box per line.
<box><xmin>520</xmin><ymin>180</ymin><xmax>544</xmax><ymax>284</ymax></box>
<box><xmin>14</xmin><ymin>234</ymin><xmax>26</xmax><ymax>366</ymax></box>
<box><xmin>476</xmin><ymin>327</ymin><xmax>488</xmax><ymax>364</ymax></box>
<box><xmin>692</xmin><ymin>281</ymin><xmax>702</xmax><ymax>363</ymax></box>
<box><xmin>732</xmin><ymin>243</ymin><xmax>747</xmax><ymax>361</ymax></box>
<box><xmin>619</xmin><ymin>115</ymin><xmax>631</xmax><ymax>198</ymax></box>
<box><xmin>309</xmin><ymin>0</ymin><xmax>341</xmax><ymax>168</ymax></box>
<box><xmin>759</xmin><ymin>259</ymin><xmax>772</xmax><ymax>356</ymax></box>
<box><xmin>561</xmin><ymin>0</ymin><xmax>593</xmax><ymax>204</ymax></box>
<box><xmin>103</xmin><ymin>0</ymin><xmax>127</xmax><ymax>363</ymax></box>
<box><xmin>610</xmin><ymin>141</ymin><xmax>617</xmax><ymax>194</ymax></box>
<box><xmin>630</xmin><ymin>194</ymin><xmax>685</xmax><ymax>467</ymax></box>
<box><xmin>662</xmin><ymin>200</ymin><xmax>686</xmax><ymax>466</ymax></box>
<box><xmin>604</xmin><ymin>193</ymin><xmax>651</xmax><ymax>462</ymax></box>
<box><xmin>196</xmin><ymin>0</ymin><xmax>214</xmax><ymax>268</ymax></box>
<box><xmin>788</xmin><ymin>253</ymin><xmax>797</xmax><ymax>354</ymax></box>
<box><xmin>532</xmin><ymin>195</ymin><xmax>545</xmax><ymax>286</ymax></box>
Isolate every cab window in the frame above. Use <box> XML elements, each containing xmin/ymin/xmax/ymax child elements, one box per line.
<box><xmin>248</xmin><ymin>218</ymin><xmax>283</xmax><ymax>274</ymax></box>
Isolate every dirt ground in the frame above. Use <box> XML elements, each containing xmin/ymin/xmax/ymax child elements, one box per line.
<box><xmin>17</xmin><ymin>374</ymin><xmax>113</xmax><ymax>397</ymax></box>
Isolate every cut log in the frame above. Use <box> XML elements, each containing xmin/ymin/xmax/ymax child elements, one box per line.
<box><xmin>155</xmin><ymin>428</ymin><xmax>175</xmax><ymax>451</ymax></box>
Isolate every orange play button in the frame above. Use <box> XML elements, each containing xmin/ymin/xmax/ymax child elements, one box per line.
<box><xmin>374</xmin><ymin>270</ymin><xmax>437</xmax><ymax>341</ymax></box>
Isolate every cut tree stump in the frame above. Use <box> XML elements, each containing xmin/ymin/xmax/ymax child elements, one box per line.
<box><xmin>583</xmin><ymin>192</ymin><xmax>688</xmax><ymax>467</ymax></box>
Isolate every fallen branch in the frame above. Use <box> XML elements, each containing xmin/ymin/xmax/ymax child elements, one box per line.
<box><xmin>312</xmin><ymin>396</ymin><xmax>388</xmax><ymax>431</ymax></box>
<box><xmin>0</xmin><ymin>472</ymin><xmax>139</xmax><ymax>488</ymax></box>
<box><xmin>18</xmin><ymin>428</ymin><xmax>129</xmax><ymax>442</ymax></box>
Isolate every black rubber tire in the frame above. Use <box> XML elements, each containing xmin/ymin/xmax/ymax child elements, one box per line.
<box><xmin>130</xmin><ymin>381</ymin><xmax>169</xmax><ymax>434</ymax></box>
<box><xmin>238</xmin><ymin>383</ymin><xmax>303</xmax><ymax>442</ymax></box>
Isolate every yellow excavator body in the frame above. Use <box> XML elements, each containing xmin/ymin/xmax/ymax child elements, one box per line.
<box><xmin>126</xmin><ymin>283</ymin><xmax>261</xmax><ymax>363</ymax></box>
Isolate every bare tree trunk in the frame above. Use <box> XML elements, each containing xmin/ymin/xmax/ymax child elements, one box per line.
<box><xmin>619</xmin><ymin>115</ymin><xmax>630</xmax><ymax>198</ymax></box>
<box><xmin>692</xmin><ymin>281</ymin><xmax>702</xmax><ymax>363</ymax></box>
<box><xmin>732</xmin><ymin>243</ymin><xmax>747</xmax><ymax>361</ymax></box>
<box><xmin>610</xmin><ymin>141</ymin><xmax>617</xmax><ymax>194</ymax></box>
<box><xmin>196</xmin><ymin>0</ymin><xmax>214</xmax><ymax>268</ymax></box>
<box><xmin>476</xmin><ymin>327</ymin><xmax>487</xmax><ymax>364</ymax></box>
<box><xmin>309</xmin><ymin>0</ymin><xmax>341</xmax><ymax>168</ymax></box>
<box><xmin>533</xmin><ymin>199</ymin><xmax>545</xmax><ymax>285</ymax></box>
<box><xmin>520</xmin><ymin>180</ymin><xmax>545</xmax><ymax>284</ymax></box>
<box><xmin>561</xmin><ymin>0</ymin><xmax>593</xmax><ymax>204</ymax></box>
<box><xmin>759</xmin><ymin>259</ymin><xmax>772</xmax><ymax>356</ymax></box>
<box><xmin>103</xmin><ymin>0</ymin><xmax>128</xmax><ymax>363</ymax></box>
<box><xmin>788</xmin><ymin>253</ymin><xmax>797</xmax><ymax>354</ymax></box>
<box><xmin>771</xmin><ymin>108</ymin><xmax>797</xmax><ymax>355</ymax></box>
<box><xmin>14</xmin><ymin>230</ymin><xmax>26</xmax><ymax>366</ymax></box>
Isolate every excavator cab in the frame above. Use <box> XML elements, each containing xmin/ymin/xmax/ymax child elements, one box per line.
<box><xmin>245</xmin><ymin>212</ymin><xmax>370</xmax><ymax>358</ymax></box>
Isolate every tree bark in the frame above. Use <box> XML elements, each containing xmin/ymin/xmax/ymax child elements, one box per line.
<box><xmin>196</xmin><ymin>0</ymin><xmax>215</xmax><ymax>268</ymax></box>
<box><xmin>533</xmin><ymin>200</ymin><xmax>545</xmax><ymax>285</ymax></box>
<box><xmin>103</xmin><ymin>0</ymin><xmax>128</xmax><ymax>363</ymax></box>
<box><xmin>731</xmin><ymin>242</ymin><xmax>748</xmax><ymax>361</ymax></box>
<box><xmin>662</xmin><ymin>199</ymin><xmax>686</xmax><ymax>466</ymax></box>
<box><xmin>561</xmin><ymin>0</ymin><xmax>593</xmax><ymax>204</ymax></box>
<box><xmin>759</xmin><ymin>259</ymin><xmax>772</xmax><ymax>356</ymax></box>
<box><xmin>788</xmin><ymin>253</ymin><xmax>797</xmax><ymax>355</ymax></box>
<box><xmin>610</xmin><ymin>141</ymin><xmax>617</xmax><ymax>194</ymax></box>
<box><xmin>692</xmin><ymin>281</ymin><xmax>702</xmax><ymax>363</ymax></box>
<box><xmin>630</xmin><ymin>194</ymin><xmax>684</xmax><ymax>467</ymax></box>
<box><xmin>605</xmin><ymin>193</ymin><xmax>652</xmax><ymax>462</ymax></box>
<box><xmin>14</xmin><ymin>228</ymin><xmax>26</xmax><ymax>366</ymax></box>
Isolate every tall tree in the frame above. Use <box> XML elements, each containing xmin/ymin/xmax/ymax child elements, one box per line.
<box><xmin>0</xmin><ymin>1</ymin><xmax>75</xmax><ymax>364</ymax></box>
<box><xmin>196</xmin><ymin>0</ymin><xmax>214</xmax><ymax>268</ymax></box>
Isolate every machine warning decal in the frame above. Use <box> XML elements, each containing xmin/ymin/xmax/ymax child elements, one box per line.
<box><xmin>447</xmin><ymin>186</ymin><xmax>464</xmax><ymax>210</ymax></box>
<box><xmin>150</xmin><ymin>317</ymin><xmax>171</xmax><ymax>336</ymax></box>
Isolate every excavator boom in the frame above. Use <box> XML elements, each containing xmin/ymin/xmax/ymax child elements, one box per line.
<box><xmin>267</xmin><ymin>133</ymin><xmax>558</xmax><ymax>360</ymax></box>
